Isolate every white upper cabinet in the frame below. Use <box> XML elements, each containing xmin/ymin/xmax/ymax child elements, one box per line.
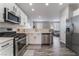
<box><xmin>20</xmin><ymin>10</ymin><xmax>28</xmax><ymax>26</ymax></box>
<box><xmin>0</xmin><ymin>4</ymin><xmax>6</xmax><ymax>22</ymax></box>
<box><xmin>20</xmin><ymin>11</ymin><xmax>25</xmax><ymax>26</ymax></box>
<box><xmin>0</xmin><ymin>3</ymin><xmax>28</xmax><ymax>26</ymax></box>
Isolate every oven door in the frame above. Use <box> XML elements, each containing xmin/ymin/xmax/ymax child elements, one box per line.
<box><xmin>15</xmin><ymin>37</ymin><xmax>26</xmax><ymax>56</ymax></box>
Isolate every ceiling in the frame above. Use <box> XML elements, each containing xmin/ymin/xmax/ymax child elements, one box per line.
<box><xmin>16</xmin><ymin>3</ymin><xmax>62</xmax><ymax>21</ymax></box>
<box><xmin>69</xmin><ymin>3</ymin><xmax>79</xmax><ymax>11</ymax></box>
<box><xmin>16</xmin><ymin>3</ymin><xmax>79</xmax><ymax>21</ymax></box>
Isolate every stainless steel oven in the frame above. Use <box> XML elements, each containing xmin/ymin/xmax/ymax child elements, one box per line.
<box><xmin>14</xmin><ymin>33</ymin><xmax>26</xmax><ymax>56</ymax></box>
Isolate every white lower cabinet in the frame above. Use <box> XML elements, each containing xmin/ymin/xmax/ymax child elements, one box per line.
<box><xmin>0</xmin><ymin>40</ymin><xmax>13</xmax><ymax>56</ymax></box>
<box><xmin>0</xmin><ymin>45</ymin><xmax>13</xmax><ymax>56</ymax></box>
<box><xmin>28</xmin><ymin>33</ymin><xmax>41</xmax><ymax>44</ymax></box>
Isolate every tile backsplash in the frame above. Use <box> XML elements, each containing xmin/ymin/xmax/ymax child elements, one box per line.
<box><xmin>0</xmin><ymin>22</ymin><xmax>22</xmax><ymax>31</ymax></box>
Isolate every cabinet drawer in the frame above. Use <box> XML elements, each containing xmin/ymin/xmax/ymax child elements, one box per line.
<box><xmin>0</xmin><ymin>40</ymin><xmax>13</xmax><ymax>51</ymax></box>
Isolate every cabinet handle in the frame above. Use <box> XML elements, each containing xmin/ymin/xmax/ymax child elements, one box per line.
<box><xmin>1</xmin><ymin>43</ymin><xmax>9</xmax><ymax>47</ymax></box>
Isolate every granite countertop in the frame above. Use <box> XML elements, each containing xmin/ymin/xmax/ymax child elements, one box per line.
<box><xmin>0</xmin><ymin>37</ymin><xmax>14</xmax><ymax>44</ymax></box>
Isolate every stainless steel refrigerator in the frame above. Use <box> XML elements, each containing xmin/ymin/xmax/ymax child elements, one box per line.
<box><xmin>66</xmin><ymin>15</ymin><xmax>79</xmax><ymax>55</ymax></box>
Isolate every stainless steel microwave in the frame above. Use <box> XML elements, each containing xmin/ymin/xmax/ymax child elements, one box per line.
<box><xmin>4</xmin><ymin>8</ymin><xmax>20</xmax><ymax>24</ymax></box>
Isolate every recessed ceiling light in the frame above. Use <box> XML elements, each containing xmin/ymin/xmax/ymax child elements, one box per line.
<box><xmin>45</xmin><ymin>3</ymin><xmax>49</xmax><ymax>6</ymax></box>
<box><xmin>59</xmin><ymin>3</ymin><xmax>63</xmax><ymax>5</ymax></box>
<box><xmin>29</xmin><ymin>3</ymin><xmax>32</xmax><ymax>5</ymax></box>
<box><xmin>32</xmin><ymin>8</ymin><xmax>35</xmax><ymax>11</ymax></box>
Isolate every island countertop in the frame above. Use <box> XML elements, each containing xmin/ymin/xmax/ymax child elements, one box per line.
<box><xmin>16</xmin><ymin>29</ymin><xmax>53</xmax><ymax>33</ymax></box>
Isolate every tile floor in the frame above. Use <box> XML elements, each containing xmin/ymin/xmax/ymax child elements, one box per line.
<box><xmin>23</xmin><ymin>36</ymin><xmax>77</xmax><ymax>56</ymax></box>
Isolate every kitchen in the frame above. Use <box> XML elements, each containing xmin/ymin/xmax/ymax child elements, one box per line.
<box><xmin>0</xmin><ymin>3</ymin><xmax>79</xmax><ymax>56</ymax></box>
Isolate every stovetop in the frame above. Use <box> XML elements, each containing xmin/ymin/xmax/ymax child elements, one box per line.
<box><xmin>0</xmin><ymin>31</ymin><xmax>26</xmax><ymax>38</ymax></box>
<box><xmin>0</xmin><ymin>31</ymin><xmax>16</xmax><ymax>37</ymax></box>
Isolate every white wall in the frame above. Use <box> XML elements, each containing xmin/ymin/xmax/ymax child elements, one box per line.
<box><xmin>33</xmin><ymin>22</ymin><xmax>51</xmax><ymax>29</ymax></box>
<box><xmin>60</xmin><ymin>5</ymin><xmax>69</xmax><ymax>44</ymax></box>
<box><xmin>42</xmin><ymin>22</ymin><xmax>50</xmax><ymax>29</ymax></box>
<box><xmin>50</xmin><ymin>22</ymin><xmax>60</xmax><ymax>31</ymax></box>
<box><xmin>34</xmin><ymin>22</ymin><xmax>43</xmax><ymax>29</ymax></box>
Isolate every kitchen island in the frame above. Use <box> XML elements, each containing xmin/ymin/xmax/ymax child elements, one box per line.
<box><xmin>16</xmin><ymin>28</ymin><xmax>53</xmax><ymax>45</ymax></box>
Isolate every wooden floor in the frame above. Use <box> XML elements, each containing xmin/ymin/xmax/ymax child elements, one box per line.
<box><xmin>23</xmin><ymin>36</ymin><xmax>77</xmax><ymax>56</ymax></box>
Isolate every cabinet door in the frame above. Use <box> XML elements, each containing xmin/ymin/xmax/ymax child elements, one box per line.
<box><xmin>20</xmin><ymin>11</ymin><xmax>25</xmax><ymax>26</ymax></box>
<box><xmin>0</xmin><ymin>4</ymin><xmax>5</xmax><ymax>22</ymax></box>
<box><xmin>0</xmin><ymin>47</ymin><xmax>10</xmax><ymax>56</ymax></box>
<box><xmin>28</xmin><ymin>33</ymin><xmax>41</xmax><ymax>44</ymax></box>
<box><xmin>10</xmin><ymin>45</ymin><xmax>13</xmax><ymax>56</ymax></box>
<box><xmin>0</xmin><ymin>45</ymin><xmax>13</xmax><ymax>56</ymax></box>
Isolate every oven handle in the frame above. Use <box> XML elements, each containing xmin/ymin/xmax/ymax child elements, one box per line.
<box><xmin>16</xmin><ymin>37</ymin><xmax>26</xmax><ymax>42</ymax></box>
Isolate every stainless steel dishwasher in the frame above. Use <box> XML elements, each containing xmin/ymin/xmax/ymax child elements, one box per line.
<box><xmin>42</xmin><ymin>33</ymin><xmax>53</xmax><ymax>45</ymax></box>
